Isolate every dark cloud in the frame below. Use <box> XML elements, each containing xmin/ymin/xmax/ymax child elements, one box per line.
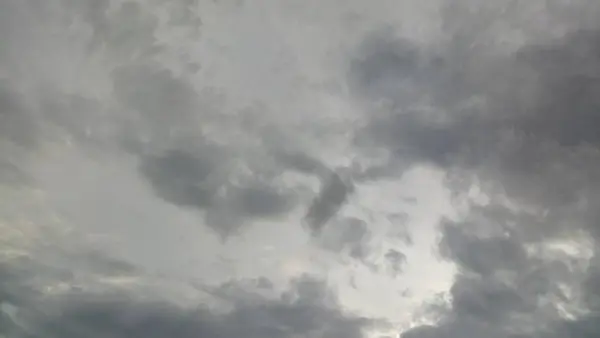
<box><xmin>139</xmin><ymin>147</ymin><xmax>297</xmax><ymax>238</ymax></box>
<box><xmin>0</xmin><ymin>260</ymin><xmax>374</xmax><ymax>338</ymax></box>
<box><xmin>349</xmin><ymin>29</ymin><xmax>425</xmax><ymax>103</ymax></box>
<box><xmin>229</xmin><ymin>185</ymin><xmax>293</xmax><ymax>218</ymax></box>
<box><xmin>439</xmin><ymin>218</ymin><xmax>527</xmax><ymax>276</ymax></box>
<box><xmin>360</xmin><ymin>112</ymin><xmax>485</xmax><ymax>167</ymax></box>
<box><xmin>515</xmin><ymin>30</ymin><xmax>600</xmax><ymax>148</ymax></box>
<box><xmin>449</xmin><ymin>275</ymin><xmax>530</xmax><ymax>323</ymax></box>
<box><xmin>75</xmin><ymin>0</ymin><xmax>161</xmax><ymax>61</ymax></box>
<box><xmin>352</xmin><ymin>26</ymin><xmax>600</xmax><ymax>181</ymax></box>
<box><xmin>204</xmin><ymin>183</ymin><xmax>295</xmax><ymax>238</ymax></box>
<box><xmin>139</xmin><ymin>149</ymin><xmax>219</xmax><ymax>210</ymax></box>
<box><xmin>400</xmin><ymin>206</ymin><xmax>588</xmax><ymax>337</ymax></box>
<box><xmin>304</xmin><ymin>171</ymin><xmax>354</xmax><ymax>235</ymax></box>
<box><xmin>347</xmin><ymin>5</ymin><xmax>600</xmax><ymax>338</ymax></box>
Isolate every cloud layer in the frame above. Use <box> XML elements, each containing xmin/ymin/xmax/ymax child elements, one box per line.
<box><xmin>4</xmin><ymin>0</ymin><xmax>600</xmax><ymax>337</ymax></box>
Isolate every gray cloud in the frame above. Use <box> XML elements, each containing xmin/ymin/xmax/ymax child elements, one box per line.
<box><xmin>384</xmin><ymin>250</ymin><xmax>406</xmax><ymax>276</ymax></box>
<box><xmin>228</xmin><ymin>184</ymin><xmax>293</xmax><ymax>218</ymax></box>
<box><xmin>304</xmin><ymin>171</ymin><xmax>355</xmax><ymax>235</ymax></box>
<box><xmin>0</xmin><ymin>79</ymin><xmax>38</xmax><ymax>150</ymax></box>
<box><xmin>138</xmin><ymin>147</ymin><xmax>297</xmax><ymax>238</ymax></box>
<box><xmin>271</xmin><ymin>149</ymin><xmax>331</xmax><ymax>177</ymax></box>
<box><xmin>88</xmin><ymin>1</ymin><xmax>161</xmax><ymax>60</ymax></box>
<box><xmin>318</xmin><ymin>217</ymin><xmax>372</xmax><ymax>262</ymax></box>
<box><xmin>342</xmin><ymin>1</ymin><xmax>600</xmax><ymax>337</ymax></box>
<box><xmin>349</xmin><ymin>29</ymin><xmax>426</xmax><ymax>104</ymax></box>
<box><xmin>0</xmin><ymin>258</ymin><xmax>374</xmax><ymax>338</ymax></box>
<box><xmin>439</xmin><ymin>217</ymin><xmax>527</xmax><ymax>277</ymax></box>
<box><xmin>13</xmin><ymin>0</ymin><xmax>600</xmax><ymax>337</ymax></box>
<box><xmin>0</xmin><ymin>0</ymin><xmax>399</xmax><ymax>337</ymax></box>
<box><xmin>111</xmin><ymin>63</ymin><xmax>201</xmax><ymax>146</ymax></box>
<box><xmin>139</xmin><ymin>149</ymin><xmax>220</xmax><ymax>210</ymax></box>
<box><xmin>371</xmin><ymin>21</ymin><xmax>600</xmax><ymax>338</ymax></box>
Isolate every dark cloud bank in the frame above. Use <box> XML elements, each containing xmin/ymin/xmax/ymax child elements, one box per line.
<box><xmin>349</xmin><ymin>2</ymin><xmax>600</xmax><ymax>338</ymax></box>
<box><xmin>0</xmin><ymin>256</ymin><xmax>373</xmax><ymax>338</ymax></box>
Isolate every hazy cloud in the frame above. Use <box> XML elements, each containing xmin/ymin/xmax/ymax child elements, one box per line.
<box><xmin>385</xmin><ymin>250</ymin><xmax>406</xmax><ymax>276</ymax></box>
<box><xmin>318</xmin><ymin>217</ymin><xmax>372</xmax><ymax>262</ymax></box>
<box><xmin>112</xmin><ymin>64</ymin><xmax>201</xmax><ymax>144</ymax></box>
<box><xmin>0</xmin><ymin>79</ymin><xmax>38</xmax><ymax>149</ymax></box>
<box><xmin>228</xmin><ymin>184</ymin><xmax>293</xmax><ymax>218</ymax></box>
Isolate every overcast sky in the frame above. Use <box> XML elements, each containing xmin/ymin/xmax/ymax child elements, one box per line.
<box><xmin>1</xmin><ymin>0</ymin><xmax>600</xmax><ymax>337</ymax></box>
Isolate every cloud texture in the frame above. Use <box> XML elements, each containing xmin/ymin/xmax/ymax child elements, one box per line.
<box><xmin>4</xmin><ymin>0</ymin><xmax>600</xmax><ymax>337</ymax></box>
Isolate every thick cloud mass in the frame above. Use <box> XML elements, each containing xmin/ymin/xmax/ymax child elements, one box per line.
<box><xmin>6</xmin><ymin>0</ymin><xmax>600</xmax><ymax>337</ymax></box>
<box><xmin>348</xmin><ymin>5</ymin><xmax>600</xmax><ymax>338</ymax></box>
<box><xmin>1</xmin><ymin>252</ymin><xmax>368</xmax><ymax>338</ymax></box>
<box><xmin>0</xmin><ymin>260</ymin><xmax>372</xmax><ymax>338</ymax></box>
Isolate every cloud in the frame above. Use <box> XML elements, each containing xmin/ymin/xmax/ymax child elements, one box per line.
<box><xmin>304</xmin><ymin>171</ymin><xmax>355</xmax><ymax>235</ymax></box>
<box><xmin>384</xmin><ymin>249</ymin><xmax>406</xmax><ymax>276</ymax></box>
<box><xmin>0</xmin><ymin>79</ymin><xmax>38</xmax><ymax>150</ymax></box>
<box><xmin>227</xmin><ymin>184</ymin><xmax>293</xmax><ymax>218</ymax></box>
<box><xmin>139</xmin><ymin>148</ymin><xmax>220</xmax><ymax>210</ymax></box>
<box><xmin>0</xmin><ymin>256</ymin><xmax>375</xmax><ymax>338</ymax></box>
<box><xmin>351</xmin><ymin>16</ymin><xmax>600</xmax><ymax>338</ymax></box>
<box><xmin>87</xmin><ymin>1</ymin><xmax>161</xmax><ymax>60</ymax></box>
<box><xmin>318</xmin><ymin>217</ymin><xmax>372</xmax><ymax>261</ymax></box>
<box><xmin>111</xmin><ymin>63</ymin><xmax>202</xmax><ymax>146</ymax></box>
<box><xmin>138</xmin><ymin>147</ymin><xmax>297</xmax><ymax>238</ymax></box>
<box><xmin>14</xmin><ymin>0</ymin><xmax>600</xmax><ymax>336</ymax></box>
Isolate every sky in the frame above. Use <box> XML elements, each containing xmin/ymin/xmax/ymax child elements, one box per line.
<box><xmin>1</xmin><ymin>0</ymin><xmax>600</xmax><ymax>337</ymax></box>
